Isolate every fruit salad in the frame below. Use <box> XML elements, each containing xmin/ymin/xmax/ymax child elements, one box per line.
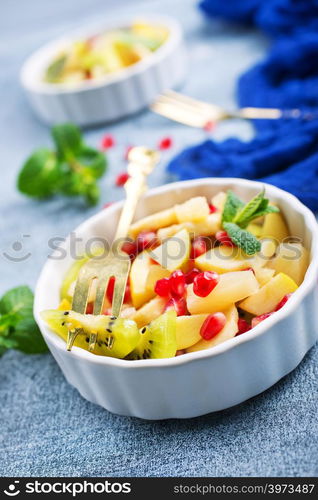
<box><xmin>42</xmin><ymin>189</ymin><xmax>309</xmax><ymax>360</ymax></box>
<box><xmin>44</xmin><ymin>21</ymin><xmax>169</xmax><ymax>85</ymax></box>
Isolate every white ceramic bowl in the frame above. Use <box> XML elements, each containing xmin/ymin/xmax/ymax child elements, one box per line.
<box><xmin>34</xmin><ymin>178</ymin><xmax>318</xmax><ymax>419</ymax></box>
<box><xmin>20</xmin><ymin>15</ymin><xmax>186</xmax><ymax>126</ymax></box>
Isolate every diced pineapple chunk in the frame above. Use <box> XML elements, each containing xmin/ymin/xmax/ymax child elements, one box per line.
<box><xmin>247</xmin><ymin>239</ymin><xmax>277</xmax><ymax>269</ymax></box>
<box><xmin>175</xmin><ymin>196</ymin><xmax>209</xmax><ymax>223</ymax></box>
<box><xmin>129</xmin><ymin>197</ymin><xmax>210</xmax><ymax>238</ymax></box>
<box><xmin>186</xmin><ymin>306</ymin><xmax>238</xmax><ymax>352</ymax></box>
<box><xmin>157</xmin><ymin>213</ymin><xmax>221</xmax><ymax>239</ymax></box>
<box><xmin>130</xmin><ymin>250</ymin><xmax>156</xmax><ymax>309</ymax></box>
<box><xmin>239</xmin><ymin>272</ymin><xmax>298</xmax><ymax>315</ymax></box>
<box><xmin>261</xmin><ymin>210</ymin><xmax>289</xmax><ymax>242</ymax></box>
<box><xmin>247</xmin><ymin>223</ymin><xmax>262</xmax><ymax>237</ymax></box>
<box><xmin>268</xmin><ymin>242</ymin><xmax>309</xmax><ymax>285</ymax></box>
<box><xmin>253</xmin><ymin>267</ymin><xmax>275</xmax><ymax>287</ymax></box>
<box><xmin>150</xmin><ymin>229</ymin><xmax>190</xmax><ymax>272</ymax></box>
<box><xmin>211</xmin><ymin>191</ymin><xmax>227</xmax><ymax>212</ymax></box>
<box><xmin>187</xmin><ymin>270</ymin><xmax>259</xmax><ymax>315</ymax></box>
<box><xmin>132</xmin><ymin>296</ymin><xmax>166</xmax><ymax>328</ymax></box>
<box><xmin>129</xmin><ymin>207</ymin><xmax>177</xmax><ymax>239</ymax></box>
<box><xmin>195</xmin><ymin>245</ymin><xmax>249</xmax><ymax>274</ymax></box>
<box><xmin>176</xmin><ymin>314</ymin><xmax>208</xmax><ymax>350</ymax></box>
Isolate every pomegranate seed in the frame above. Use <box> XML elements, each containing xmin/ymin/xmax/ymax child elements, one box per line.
<box><xmin>203</xmin><ymin>120</ymin><xmax>215</xmax><ymax>132</ymax></box>
<box><xmin>106</xmin><ymin>276</ymin><xmax>115</xmax><ymax>303</ymax></box>
<box><xmin>103</xmin><ymin>202</ymin><xmax>114</xmax><ymax>210</ymax></box>
<box><xmin>209</xmin><ymin>203</ymin><xmax>218</xmax><ymax>213</ymax></box>
<box><xmin>101</xmin><ymin>134</ymin><xmax>115</xmax><ymax>150</ymax></box>
<box><xmin>121</xmin><ymin>240</ymin><xmax>138</xmax><ymax>259</ymax></box>
<box><xmin>124</xmin><ymin>282</ymin><xmax>131</xmax><ymax>303</ymax></box>
<box><xmin>237</xmin><ymin>318</ymin><xmax>252</xmax><ymax>335</ymax></box>
<box><xmin>86</xmin><ymin>302</ymin><xmax>93</xmax><ymax>314</ymax></box>
<box><xmin>158</xmin><ymin>136</ymin><xmax>173</xmax><ymax>150</ymax></box>
<box><xmin>190</xmin><ymin>237</ymin><xmax>207</xmax><ymax>259</ymax></box>
<box><xmin>275</xmin><ymin>293</ymin><xmax>292</xmax><ymax>311</ymax></box>
<box><xmin>193</xmin><ymin>271</ymin><xmax>219</xmax><ymax>297</ymax></box>
<box><xmin>185</xmin><ymin>268</ymin><xmax>200</xmax><ymax>284</ymax></box>
<box><xmin>215</xmin><ymin>230</ymin><xmax>235</xmax><ymax>247</ymax></box>
<box><xmin>169</xmin><ymin>270</ymin><xmax>186</xmax><ymax>297</ymax></box>
<box><xmin>200</xmin><ymin>312</ymin><xmax>226</xmax><ymax>340</ymax></box>
<box><xmin>115</xmin><ymin>172</ymin><xmax>130</xmax><ymax>187</ymax></box>
<box><xmin>137</xmin><ymin>230</ymin><xmax>157</xmax><ymax>252</ymax></box>
<box><xmin>251</xmin><ymin>312</ymin><xmax>273</xmax><ymax>328</ymax></box>
<box><xmin>164</xmin><ymin>296</ymin><xmax>188</xmax><ymax>316</ymax></box>
<box><xmin>155</xmin><ymin>278</ymin><xmax>171</xmax><ymax>297</ymax></box>
<box><xmin>106</xmin><ymin>276</ymin><xmax>130</xmax><ymax>303</ymax></box>
<box><xmin>124</xmin><ymin>145</ymin><xmax>133</xmax><ymax>160</ymax></box>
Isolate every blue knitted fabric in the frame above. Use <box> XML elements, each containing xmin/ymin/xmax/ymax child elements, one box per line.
<box><xmin>168</xmin><ymin>1</ymin><xmax>318</xmax><ymax>212</ymax></box>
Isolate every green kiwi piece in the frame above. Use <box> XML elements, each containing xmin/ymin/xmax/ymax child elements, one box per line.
<box><xmin>126</xmin><ymin>309</ymin><xmax>177</xmax><ymax>360</ymax></box>
<box><xmin>41</xmin><ymin>309</ymin><xmax>140</xmax><ymax>359</ymax></box>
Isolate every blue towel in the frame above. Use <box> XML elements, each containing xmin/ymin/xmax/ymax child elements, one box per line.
<box><xmin>168</xmin><ymin>1</ymin><xmax>318</xmax><ymax>212</ymax></box>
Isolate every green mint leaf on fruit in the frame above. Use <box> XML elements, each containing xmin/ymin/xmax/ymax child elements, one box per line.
<box><xmin>250</xmin><ymin>203</ymin><xmax>279</xmax><ymax>220</ymax></box>
<box><xmin>52</xmin><ymin>123</ymin><xmax>82</xmax><ymax>160</ymax></box>
<box><xmin>233</xmin><ymin>189</ymin><xmax>265</xmax><ymax>227</ymax></box>
<box><xmin>222</xmin><ymin>190</ymin><xmax>244</xmax><ymax>224</ymax></box>
<box><xmin>223</xmin><ymin>222</ymin><xmax>261</xmax><ymax>255</ymax></box>
<box><xmin>0</xmin><ymin>286</ymin><xmax>48</xmax><ymax>355</ymax></box>
<box><xmin>17</xmin><ymin>149</ymin><xmax>59</xmax><ymax>198</ymax></box>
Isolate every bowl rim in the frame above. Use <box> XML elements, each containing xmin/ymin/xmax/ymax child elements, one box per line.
<box><xmin>34</xmin><ymin>177</ymin><xmax>318</xmax><ymax>369</ymax></box>
<box><xmin>20</xmin><ymin>14</ymin><xmax>183</xmax><ymax>94</ymax></box>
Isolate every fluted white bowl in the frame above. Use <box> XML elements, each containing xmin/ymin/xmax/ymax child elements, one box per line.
<box><xmin>20</xmin><ymin>15</ymin><xmax>186</xmax><ymax>126</ymax></box>
<box><xmin>34</xmin><ymin>178</ymin><xmax>318</xmax><ymax>419</ymax></box>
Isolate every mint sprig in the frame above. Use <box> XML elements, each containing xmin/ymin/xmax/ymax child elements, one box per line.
<box><xmin>0</xmin><ymin>286</ymin><xmax>48</xmax><ymax>356</ymax></box>
<box><xmin>222</xmin><ymin>190</ymin><xmax>244</xmax><ymax>224</ymax></box>
<box><xmin>17</xmin><ymin>123</ymin><xmax>107</xmax><ymax>206</ymax></box>
<box><xmin>223</xmin><ymin>222</ymin><xmax>261</xmax><ymax>255</ymax></box>
<box><xmin>221</xmin><ymin>189</ymin><xmax>279</xmax><ymax>255</ymax></box>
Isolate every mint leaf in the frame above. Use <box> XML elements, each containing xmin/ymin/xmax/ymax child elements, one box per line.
<box><xmin>0</xmin><ymin>285</ymin><xmax>35</xmax><ymax>316</ymax></box>
<box><xmin>0</xmin><ymin>286</ymin><xmax>48</xmax><ymax>355</ymax></box>
<box><xmin>222</xmin><ymin>190</ymin><xmax>244</xmax><ymax>224</ymax></box>
<box><xmin>79</xmin><ymin>146</ymin><xmax>107</xmax><ymax>179</ymax></box>
<box><xmin>84</xmin><ymin>183</ymin><xmax>100</xmax><ymax>206</ymax></box>
<box><xmin>233</xmin><ymin>189</ymin><xmax>265</xmax><ymax>227</ymax></box>
<box><xmin>17</xmin><ymin>149</ymin><xmax>60</xmax><ymax>198</ymax></box>
<box><xmin>13</xmin><ymin>316</ymin><xmax>48</xmax><ymax>354</ymax></box>
<box><xmin>250</xmin><ymin>204</ymin><xmax>279</xmax><ymax>220</ymax></box>
<box><xmin>223</xmin><ymin>222</ymin><xmax>261</xmax><ymax>255</ymax></box>
<box><xmin>17</xmin><ymin>124</ymin><xmax>108</xmax><ymax>206</ymax></box>
<box><xmin>52</xmin><ymin>123</ymin><xmax>82</xmax><ymax>160</ymax></box>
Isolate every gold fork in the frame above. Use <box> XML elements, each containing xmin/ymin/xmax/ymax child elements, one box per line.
<box><xmin>67</xmin><ymin>146</ymin><xmax>160</xmax><ymax>351</ymax></box>
<box><xmin>151</xmin><ymin>89</ymin><xmax>303</xmax><ymax>128</ymax></box>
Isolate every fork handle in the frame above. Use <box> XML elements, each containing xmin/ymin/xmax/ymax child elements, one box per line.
<box><xmin>113</xmin><ymin>150</ymin><xmax>159</xmax><ymax>242</ymax></box>
<box><xmin>237</xmin><ymin>107</ymin><xmax>309</xmax><ymax>120</ymax></box>
<box><xmin>114</xmin><ymin>171</ymin><xmax>147</xmax><ymax>242</ymax></box>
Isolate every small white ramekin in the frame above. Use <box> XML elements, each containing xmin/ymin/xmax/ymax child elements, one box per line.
<box><xmin>20</xmin><ymin>15</ymin><xmax>186</xmax><ymax>126</ymax></box>
<box><xmin>34</xmin><ymin>178</ymin><xmax>318</xmax><ymax>419</ymax></box>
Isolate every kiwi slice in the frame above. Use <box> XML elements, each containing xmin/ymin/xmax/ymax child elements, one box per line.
<box><xmin>41</xmin><ymin>309</ymin><xmax>140</xmax><ymax>359</ymax></box>
<box><xmin>126</xmin><ymin>310</ymin><xmax>177</xmax><ymax>360</ymax></box>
